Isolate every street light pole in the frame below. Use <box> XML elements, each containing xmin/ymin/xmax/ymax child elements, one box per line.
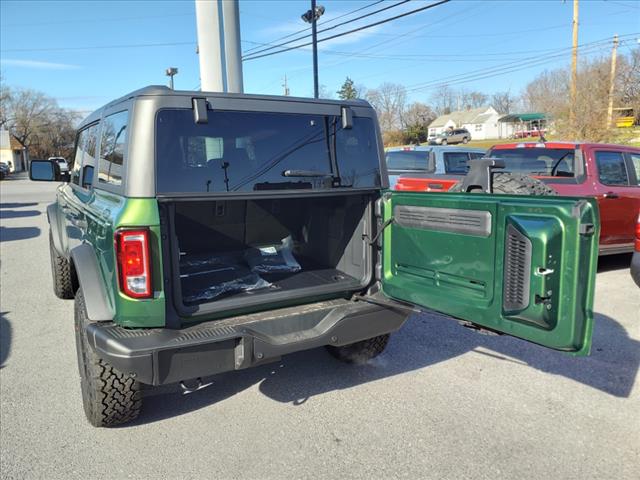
<box><xmin>302</xmin><ymin>1</ymin><xmax>324</xmax><ymax>99</ymax></box>
<box><xmin>165</xmin><ymin>67</ymin><xmax>178</xmax><ymax>89</ymax></box>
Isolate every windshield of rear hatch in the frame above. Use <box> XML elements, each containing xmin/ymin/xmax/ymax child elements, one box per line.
<box><xmin>385</xmin><ymin>150</ymin><xmax>430</xmax><ymax>171</ymax></box>
<box><xmin>488</xmin><ymin>148</ymin><xmax>576</xmax><ymax>177</ymax></box>
<box><xmin>155</xmin><ymin>109</ymin><xmax>381</xmax><ymax>193</ymax></box>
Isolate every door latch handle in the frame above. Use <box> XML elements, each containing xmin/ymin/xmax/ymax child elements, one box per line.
<box><xmin>603</xmin><ymin>192</ymin><xmax>619</xmax><ymax>199</ymax></box>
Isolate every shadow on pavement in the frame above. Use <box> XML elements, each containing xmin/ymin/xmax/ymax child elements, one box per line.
<box><xmin>0</xmin><ymin>202</ymin><xmax>38</xmax><ymax>209</ymax></box>
<box><xmin>0</xmin><ymin>226</ymin><xmax>41</xmax><ymax>242</ymax></box>
<box><xmin>598</xmin><ymin>253</ymin><xmax>632</xmax><ymax>273</ymax></box>
<box><xmin>132</xmin><ymin>309</ymin><xmax>639</xmax><ymax>427</ymax></box>
<box><xmin>0</xmin><ymin>209</ymin><xmax>41</xmax><ymax>219</ymax></box>
<box><xmin>0</xmin><ymin>312</ymin><xmax>11</xmax><ymax>369</ymax></box>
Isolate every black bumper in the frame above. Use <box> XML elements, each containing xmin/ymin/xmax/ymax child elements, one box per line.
<box><xmin>86</xmin><ymin>296</ymin><xmax>412</xmax><ymax>385</ymax></box>
<box><xmin>631</xmin><ymin>252</ymin><xmax>640</xmax><ymax>288</ymax></box>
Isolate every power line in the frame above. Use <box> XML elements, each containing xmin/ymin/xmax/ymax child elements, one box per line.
<box><xmin>243</xmin><ymin>0</ymin><xmax>452</xmax><ymax>62</ymax></box>
<box><xmin>243</xmin><ymin>0</ymin><xmax>385</xmax><ymax>55</ymax></box>
<box><xmin>242</xmin><ymin>0</ymin><xmax>410</xmax><ymax>57</ymax></box>
<box><xmin>403</xmin><ymin>36</ymin><xmax>638</xmax><ymax>93</ymax></box>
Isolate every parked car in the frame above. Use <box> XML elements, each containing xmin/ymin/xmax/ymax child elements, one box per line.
<box><xmin>631</xmin><ymin>213</ymin><xmax>640</xmax><ymax>288</ymax></box>
<box><xmin>428</xmin><ymin>128</ymin><xmax>471</xmax><ymax>145</ymax></box>
<box><xmin>487</xmin><ymin>142</ymin><xmax>640</xmax><ymax>255</ymax></box>
<box><xmin>30</xmin><ymin>86</ymin><xmax>599</xmax><ymax>427</ymax></box>
<box><xmin>385</xmin><ymin>145</ymin><xmax>485</xmax><ymax>189</ymax></box>
<box><xmin>48</xmin><ymin>157</ymin><xmax>69</xmax><ymax>173</ymax></box>
<box><xmin>0</xmin><ymin>161</ymin><xmax>9</xmax><ymax>179</ymax></box>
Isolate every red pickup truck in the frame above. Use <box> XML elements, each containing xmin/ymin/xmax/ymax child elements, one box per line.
<box><xmin>396</xmin><ymin>142</ymin><xmax>640</xmax><ymax>255</ymax></box>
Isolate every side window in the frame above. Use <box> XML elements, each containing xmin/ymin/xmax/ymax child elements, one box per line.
<box><xmin>469</xmin><ymin>152</ymin><xmax>485</xmax><ymax>160</ymax></box>
<box><xmin>595</xmin><ymin>151</ymin><xmax>629</xmax><ymax>186</ymax></box>
<box><xmin>443</xmin><ymin>152</ymin><xmax>472</xmax><ymax>174</ymax></box>
<box><xmin>629</xmin><ymin>154</ymin><xmax>640</xmax><ymax>186</ymax></box>
<box><xmin>98</xmin><ymin>111</ymin><xmax>128</xmax><ymax>186</ymax></box>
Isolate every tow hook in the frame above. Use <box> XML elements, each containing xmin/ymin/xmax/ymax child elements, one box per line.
<box><xmin>180</xmin><ymin>377</ymin><xmax>213</xmax><ymax>395</ymax></box>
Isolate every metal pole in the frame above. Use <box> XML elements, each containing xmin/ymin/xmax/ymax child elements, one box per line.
<box><xmin>169</xmin><ymin>76</ymin><xmax>174</xmax><ymax>90</ymax></box>
<box><xmin>222</xmin><ymin>0</ymin><xmax>244</xmax><ymax>93</ymax></box>
<box><xmin>311</xmin><ymin>0</ymin><xmax>319</xmax><ymax>98</ymax></box>
<box><xmin>195</xmin><ymin>0</ymin><xmax>225</xmax><ymax>92</ymax></box>
<box><xmin>606</xmin><ymin>34</ymin><xmax>619</xmax><ymax>129</ymax></box>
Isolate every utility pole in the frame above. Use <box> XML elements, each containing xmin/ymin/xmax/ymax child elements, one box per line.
<box><xmin>282</xmin><ymin>75</ymin><xmax>290</xmax><ymax>96</ymax></box>
<box><xmin>195</xmin><ymin>0</ymin><xmax>244</xmax><ymax>93</ymax></box>
<box><xmin>301</xmin><ymin>1</ymin><xmax>325</xmax><ymax>98</ymax></box>
<box><xmin>606</xmin><ymin>34</ymin><xmax>619</xmax><ymax>129</ymax></box>
<box><xmin>569</xmin><ymin>0</ymin><xmax>579</xmax><ymax>128</ymax></box>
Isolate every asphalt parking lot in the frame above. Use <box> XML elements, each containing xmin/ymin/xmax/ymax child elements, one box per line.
<box><xmin>1</xmin><ymin>175</ymin><xmax>638</xmax><ymax>480</ymax></box>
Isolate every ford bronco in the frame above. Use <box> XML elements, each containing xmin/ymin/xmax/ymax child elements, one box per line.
<box><xmin>30</xmin><ymin>86</ymin><xmax>599</xmax><ymax>427</ymax></box>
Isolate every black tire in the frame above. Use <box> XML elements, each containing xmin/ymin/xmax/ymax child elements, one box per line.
<box><xmin>462</xmin><ymin>137</ymin><xmax>469</xmax><ymax>144</ymax></box>
<box><xmin>75</xmin><ymin>289</ymin><xmax>142</xmax><ymax>427</ymax></box>
<box><xmin>49</xmin><ymin>232</ymin><xmax>76</xmax><ymax>299</ymax></box>
<box><xmin>441</xmin><ymin>139</ymin><xmax>448</xmax><ymax>145</ymax></box>
<box><xmin>326</xmin><ymin>334</ymin><xmax>390</xmax><ymax>364</ymax></box>
<box><xmin>449</xmin><ymin>172</ymin><xmax>558</xmax><ymax>196</ymax></box>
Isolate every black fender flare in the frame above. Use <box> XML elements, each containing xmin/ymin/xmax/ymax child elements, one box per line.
<box><xmin>70</xmin><ymin>244</ymin><xmax>114</xmax><ymax>322</ymax></box>
<box><xmin>47</xmin><ymin>203</ymin><xmax>64</xmax><ymax>255</ymax></box>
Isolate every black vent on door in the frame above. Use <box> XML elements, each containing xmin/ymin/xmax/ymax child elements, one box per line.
<box><xmin>503</xmin><ymin>224</ymin><xmax>532</xmax><ymax>311</ymax></box>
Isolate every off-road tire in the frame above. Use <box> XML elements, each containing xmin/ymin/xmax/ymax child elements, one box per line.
<box><xmin>326</xmin><ymin>334</ymin><xmax>390</xmax><ymax>364</ymax></box>
<box><xmin>449</xmin><ymin>172</ymin><xmax>558</xmax><ymax>196</ymax></box>
<box><xmin>75</xmin><ymin>289</ymin><xmax>142</xmax><ymax>427</ymax></box>
<box><xmin>49</xmin><ymin>232</ymin><xmax>75</xmax><ymax>299</ymax></box>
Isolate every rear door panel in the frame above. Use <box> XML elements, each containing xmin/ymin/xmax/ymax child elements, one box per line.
<box><xmin>381</xmin><ymin>191</ymin><xmax>599</xmax><ymax>355</ymax></box>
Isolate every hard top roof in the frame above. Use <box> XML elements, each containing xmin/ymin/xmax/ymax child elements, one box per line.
<box><xmin>80</xmin><ymin>85</ymin><xmax>371</xmax><ymax>125</ymax></box>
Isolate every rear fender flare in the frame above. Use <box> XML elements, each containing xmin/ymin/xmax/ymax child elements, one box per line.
<box><xmin>70</xmin><ymin>244</ymin><xmax>114</xmax><ymax>322</ymax></box>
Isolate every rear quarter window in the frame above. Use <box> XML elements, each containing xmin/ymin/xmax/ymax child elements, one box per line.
<box><xmin>98</xmin><ymin>110</ymin><xmax>128</xmax><ymax>187</ymax></box>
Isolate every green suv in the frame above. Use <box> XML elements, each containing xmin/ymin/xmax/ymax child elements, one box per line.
<box><xmin>30</xmin><ymin>86</ymin><xmax>599</xmax><ymax>427</ymax></box>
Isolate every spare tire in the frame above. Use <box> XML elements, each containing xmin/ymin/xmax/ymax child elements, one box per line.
<box><xmin>449</xmin><ymin>172</ymin><xmax>558</xmax><ymax>196</ymax></box>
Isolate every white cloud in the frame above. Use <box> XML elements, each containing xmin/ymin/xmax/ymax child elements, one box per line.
<box><xmin>0</xmin><ymin>59</ymin><xmax>81</xmax><ymax>70</ymax></box>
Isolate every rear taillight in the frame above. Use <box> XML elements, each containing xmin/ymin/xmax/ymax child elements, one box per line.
<box><xmin>115</xmin><ymin>229</ymin><xmax>152</xmax><ymax>298</ymax></box>
<box><xmin>635</xmin><ymin>214</ymin><xmax>640</xmax><ymax>252</ymax></box>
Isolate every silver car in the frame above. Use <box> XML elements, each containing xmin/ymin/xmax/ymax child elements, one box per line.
<box><xmin>429</xmin><ymin>128</ymin><xmax>471</xmax><ymax>145</ymax></box>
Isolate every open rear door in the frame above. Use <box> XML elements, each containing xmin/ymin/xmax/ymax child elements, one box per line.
<box><xmin>381</xmin><ymin>191</ymin><xmax>599</xmax><ymax>355</ymax></box>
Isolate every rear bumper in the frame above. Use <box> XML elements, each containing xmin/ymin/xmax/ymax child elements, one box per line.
<box><xmin>86</xmin><ymin>296</ymin><xmax>413</xmax><ymax>385</ymax></box>
<box><xmin>631</xmin><ymin>252</ymin><xmax>640</xmax><ymax>288</ymax></box>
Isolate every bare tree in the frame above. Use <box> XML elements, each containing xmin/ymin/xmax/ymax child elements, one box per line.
<box><xmin>365</xmin><ymin>82</ymin><xmax>407</xmax><ymax>132</ymax></box>
<box><xmin>491</xmin><ymin>91</ymin><xmax>517</xmax><ymax>114</ymax></box>
<box><xmin>2</xmin><ymin>86</ymin><xmax>80</xmax><ymax>158</ymax></box>
<box><xmin>403</xmin><ymin>102</ymin><xmax>436</xmax><ymax>144</ymax></box>
<box><xmin>459</xmin><ymin>89</ymin><xmax>488</xmax><ymax>109</ymax></box>
<box><xmin>429</xmin><ymin>85</ymin><xmax>455</xmax><ymax>115</ymax></box>
<box><xmin>522</xmin><ymin>47</ymin><xmax>640</xmax><ymax>140</ymax></box>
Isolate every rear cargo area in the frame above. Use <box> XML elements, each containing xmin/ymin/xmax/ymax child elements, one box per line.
<box><xmin>166</xmin><ymin>194</ymin><xmax>373</xmax><ymax>310</ymax></box>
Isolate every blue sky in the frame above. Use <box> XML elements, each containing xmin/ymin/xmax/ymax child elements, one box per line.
<box><xmin>1</xmin><ymin>0</ymin><xmax>638</xmax><ymax>117</ymax></box>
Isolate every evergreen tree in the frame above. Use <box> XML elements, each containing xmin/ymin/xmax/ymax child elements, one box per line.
<box><xmin>337</xmin><ymin>77</ymin><xmax>358</xmax><ymax>100</ymax></box>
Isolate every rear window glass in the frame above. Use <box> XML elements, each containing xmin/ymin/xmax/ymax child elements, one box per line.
<box><xmin>385</xmin><ymin>150</ymin><xmax>430</xmax><ymax>171</ymax></box>
<box><xmin>489</xmin><ymin>148</ymin><xmax>576</xmax><ymax>177</ymax></box>
<box><xmin>443</xmin><ymin>152</ymin><xmax>470</xmax><ymax>174</ymax></box>
<box><xmin>156</xmin><ymin>110</ymin><xmax>381</xmax><ymax>193</ymax></box>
